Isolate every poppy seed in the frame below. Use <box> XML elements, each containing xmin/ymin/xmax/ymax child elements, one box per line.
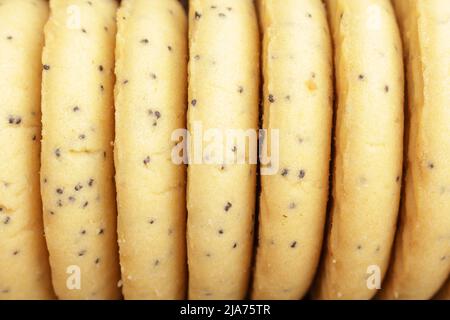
<box><xmin>224</xmin><ymin>202</ymin><xmax>232</xmax><ymax>212</ymax></box>
<box><xmin>299</xmin><ymin>170</ymin><xmax>306</xmax><ymax>179</ymax></box>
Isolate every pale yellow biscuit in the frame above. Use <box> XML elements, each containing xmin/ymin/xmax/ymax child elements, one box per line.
<box><xmin>0</xmin><ymin>0</ymin><xmax>54</xmax><ymax>300</ymax></box>
<box><xmin>187</xmin><ymin>0</ymin><xmax>259</xmax><ymax>299</ymax></box>
<box><xmin>41</xmin><ymin>0</ymin><xmax>120</xmax><ymax>299</ymax></box>
<box><xmin>114</xmin><ymin>0</ymin><xmax>187</xmax><ymax>300</ymax></box>
<box><xmin>313</xmin><ymin>0</ymin><xmax>404</xmax><ymax>299</ymax></box>
<box><xmin>252</xmin><ymin>0</ymin><xmax>333</xmax><ymax>300</ymax></box>
<box><xmin>379</xmin><ymin>0</ymin><xmax>450</xmax><ymax>300</ymax></box>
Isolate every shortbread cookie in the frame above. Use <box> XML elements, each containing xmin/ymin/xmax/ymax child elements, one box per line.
<box><xmin>314</xmin><ymin>0</ymin><xmax>404</xmax><ymax>299</ymax></box>
<box><xmin>187</xmin><ymin>0</ymin><xmax>259</xmax><ymax>300</ymax></box>
<box><xmin>252</xmin><ymin>0</ymin><xmax>333</xmax><ymax>300</ymax></box>
<box><xmin>0</xmin><ymin>0</ymin><xmax>54</xmax><ymax>300</ymax></box>
<box><xmin>114</xmin><ymin>0</ymin><xmax>187</xmax><ymax>300</ymax></box>
<box><xmin>41</xmin><ymin>0</ymin><xmax>120</xmax><ymax>299</ymax></box>
<box><xmin>379</xmin><ymin>0</ymin><xmax>450</xmax><ymax>300</ymax></box>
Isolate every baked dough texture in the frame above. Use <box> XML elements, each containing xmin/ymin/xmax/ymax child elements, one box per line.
<box><xmin>0</xmin><ymin>0</ymin><xmax>54</xmax><ymax>300</ymax></box>
<box><xmin>252</xmin><ymin>0</ymin><xmax>333</xmax><ymax>300</ymax></box>
<box><xmin>41</xmin><ymin>0</ymin><xmax>121</xmax><ymax>299</ymax></box>
<box><xmin>114</xmin><ymin>0</ymin><xmax>188</xmax><ymax>300</ymax></box>
<box><xmin>187</xmin><ymin>0</ymin><xmax>259</xmax><ymax>300</ymax></box>
<box><xmin>314</xmin><ymin>0</ymin><xmax>404</xmax><ymax>299</ymax></box>
<box><xmin>379</xmin><ymin>0</ymin><xmax>450</xmax><ymax>300</ymax></box>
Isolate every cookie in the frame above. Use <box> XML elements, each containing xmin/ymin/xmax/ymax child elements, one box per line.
<box><xmin>314</xmin><ymin>0</ymin><xmax>404</xmax><ymax>299</ymax></box>
<box><xmin>0</xmin><ymin>0</ymin><xmax>54</xmax><ymax>300</ymax></box>
<box><xmin>186</xmin><ymin>0</ymin><xmax>259</xmax><ymax>299</ymax></box>
<box><xmin>114</xmin><ymin>0</ymin><xmax>188</xmax><ymax>300</ymax></box>
<box><xmin>41</xmin><ymin>0</ymin><xmax>121</xmax><ymax>299</ymax></box>
<box><xmin>252</xmin><ymin>0</ymin><xmax>333</xmax><ymax>300</ymax></box>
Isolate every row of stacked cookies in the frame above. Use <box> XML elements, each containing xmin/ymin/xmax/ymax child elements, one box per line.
<box><xmin>0</xmin><ymin>0</ymin><xmax>449</xmax><ymax>300</ymax></box>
